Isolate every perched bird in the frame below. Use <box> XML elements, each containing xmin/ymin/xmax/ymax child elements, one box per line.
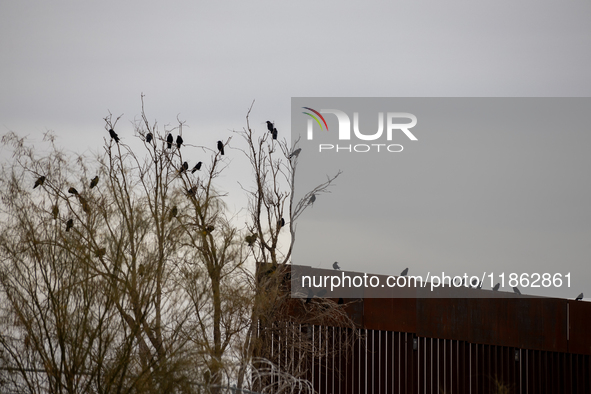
<box><xmin>79</xmin><ymin>196</ymin><xmax>90</xmax><ymax>214</ymax></box>
<box><xmin>186</xmin><ymin>185</ymin><xmax>197</xmax><ymax>197</ymax></box>
<box><xmin>309</xmin><ymin>194</ymin><xmax>316</xmax><ymax>205</ymax></box>
<box><xmin>217</xmin><ymin>141</ymin><xmax>225</xmax><ymax>155</ymax></box>
<box><xmin>203</xmin><ymin>225</ymin><xmax>215</xmax><ymax>234</ymax></box>
<box><xmin>180</xmin><ymin>161</ymin><xmax>189</xmax><ymax>173</ymax></box>
<box><xmin>492</xmin><ymin>283</ymin><xmax>500</xmax><ymax>291</ymax></box>
<box><xmin>166</xmin><ymin>133</ymin><xmax>173</xmax><ymax>149</ymax></box>
<box><xmin>52</xmin><ymin>204</ymin><xmax>59</xmax><ymax>220</ymax></box>
<box><xmin>266</xmin><ymin>121</ymin><xmax>274</xmax><ymax>133</ymax></box>
<box><xmin>333</xmin><ymin>262</ymin><xmax>340</xmax><ymax>270</ymax></box>
<box><xmin>245</xmin><ymin>234</ymin><xmax>258</xmax><ymax>246</ymax></box>
<box><xmin>34</xmin><ymin>176</ymin><xmax>46</xmax><ymax>189</ymax></box>
<box><xmin>278</xmin><ymin>218</ymin><xmax>285</xmax><ymax>228</ymax></box>
<box><xmin>90</xmin><ymin>176</ymin><xmax>99</xmax><ymax>189</ymax></box>
<box><xmin>513</xmin><ymin>287</ymin><xmax>521</xmax><ymax>295</ymax></box>
<box><xmin>176</xmin><ymin>135</ymin><xmax>183</xmax><ymax>149</ymax></box>
<box><xmin>68</xmin><ymin>187</ymin><xmax>79</xmax><ymax>195</ymax></box>
<box><xmin>191</xmin><ymin>162</ymin><xmax>202</xmax><ymax>173</ymax></box>
<box><xmin>576</xmin><ymin>293</ymin><xmax>584</xmax><ymax>301</ymax></box>
<box><xmin>400</xmin><ymin>268</ymin><xmax>409</xmax><ymax>276</ymax></box>
<box><xmin>146</xmin><ymin>132</ymin><xmax>153</xmax><ymax>143</ymax></box>
<box><xmin>138</xmin><ymin>264</ymin><xmax>145</xmax><ymax>276</ymax></box>
<box><xmin>65</xmin><ymin>219</ymin><xmax>74</xmax><ymax>232</ymax></box>
<box><xmin>108</xmin><ymin>129</ymin><xmax>120</xmax><ymax>143</ymax></box>
<box><xmin>95</xmin><ymin>248</ymin><xmax>106</xmax><ymax>258</ymax></box>
<box><xmin>169</xmin><ymin>206</ymin><xmax>178</xmax><ymax>221</ymax></box>
<box><xmin>272</xmin><ymin>127</ymin><xmax>278</xmax><ymax>140</ymax></box>
<box><xmin>289</xmin><ymin>148</ymin><xmax>301</xmax><ymax>159</ymax></box>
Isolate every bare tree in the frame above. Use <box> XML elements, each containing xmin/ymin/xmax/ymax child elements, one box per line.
<box><xmin>0</xmin><ymin>98</ymin><xmax>355</xmax><ymax>394</ymax></box>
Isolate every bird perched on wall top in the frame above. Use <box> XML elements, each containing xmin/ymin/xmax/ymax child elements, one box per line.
<box><xmin>108</xmin><ymin>129</ymin><xmax>120</xmax><ymax>143</ymax></box>
<box><xmin>176</xmin><ymin>135</ymin><xmax>183</xmax><ymax>149</ymax></box>
<box><xmin>217</xmin><ymin>141</ymin><xmax>225</xmax><ymax>155</ymax></box>
<box><xmin>333</xmin><ymin>262</ymin><xmax>340</xmax><ymax>270</ymax></box>
<box><xmin>576</xmin><ymin>293</ymin><xmax>584</xmax><ymax>301</ymax></box>
<box><xmin>492</xmin><ymin>283</ymin><xmax>500</xmax><ymax>291</ymax></box>
<box><xmin>400</xmin><ymin>268</ymin><xmax>409</xmax><ymax>276</ymax></box>
<box><xmin>34</xmin><ymin>176</ymin><xmax>46</xmax><ymax>189</ymax></box>
<box><xmin>166</xmin><ymin>134</ymin><xmax>173</xmax><ymax>149</ymax></box>
<box><xmin>513</xmin><ymin>287</ymin><xmax>521</xmax><ymax>295</ymax></box>
<box><xmin>90</xmin><ymin>176</ymin><xmax>99</xmax><ymax>189</ymax></box>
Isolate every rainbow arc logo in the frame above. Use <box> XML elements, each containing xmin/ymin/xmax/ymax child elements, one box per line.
<box><xmin>302</xmin><ymin>107</ymin><xmax>329</xmax><ymax>131</ymax></box>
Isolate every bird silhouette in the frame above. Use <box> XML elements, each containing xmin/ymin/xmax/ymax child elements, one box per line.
<box><xmin>278</xmin><ymin>218</ymin><xmax>285</xmax><ymax>228</ymax></box>
<box><xmin>186</xmin><ymin>186</ymin><xmax>197</xmax><ymax>197</ymax></box>
<box><xmin>309</xmin><ymin>194</ymin><xmax>316</xmax><ymax>205</ymax></box>
<box><xmin>266</xmin><ymin>121</ymin><xmax>274</xmax><ymax>133</ymax></box>
<box><xmin>169</xmin><ymin>206</ymin><xmax>178</xmax><ymax>221</ymax></box>
<box><xmin>95</xmin><ymin>248</ymin><xmax>106</xmax><ymax>258</ymax></box>
<box><xmin>289</xmin><ymin>148</ymin><xmax>301</xmax><ymax>159</ymax></box>
<box><xmin>191</xmin><ymin>162</ymin><xmax>202</xmax><ymax>173</ymax></box>
<box><xmin>576</xmin><ymin>293</ymin><xmax>584</xmax><ymax>301</ymax></box>
<box><xmin>217</xmin><ymin>141</ymin><xmax>224</xmax><ymax>155</ymax></box>
<box><xmin>272</xmin><ymin>128</ymin><xmax>278</xmax><ymax>140</ymax></box>
<box><xmin>400</xmin><ymin>268</ymin><xmax>409</xmax><ymax>276</ymax></box>
<box><xmin>492</xmin><ymin>283</ymin><xmax>500</xmax><ymax>291</ymax></box>
<box><xmin>90</xmin><ymin>176</ymin><xmax>99</xmax><ymax>189</ymax></box>
<box><xmin>333</xmin><ymin>262</ymin><xmax>340</xmax><ymax>270</ymax></box>
<box><xmin>68</xmin><ymin>187</ymin><xmax>79</xmax><ymax>195</ymax></box>
<box><xmin>176</xmin><ymin>135</ymin><xmax>183</xmax><ymax>149</ymax></box>
<box><xmin>166</xmin><ymin>134</ymin><xmax>173</xmax><ymax>149</ymax></box>
<box><xmin>79</xmin><ymin>196</ymin><xmax>90</xmax><ymax>214</ymax></box>
<box><xmin>513</xmin><ymin>287</ymin><xmax>521</xmax><ymax>295</ymax></box>
<box><xmin>109</xmin><ymin>129</ymin><xmax>120</xmax><ymax>143</ymax></box>
<box><xmin>52</xmin><ymin>204</ymin><xmax>59</xmax><ymax>220</ymax></box>
<box><xmin>245</xmin><ymin>234</ymin><xmax>258</xmax><ymax>246</ymax></box>
<box><xmin>65</xmin><ymin>219</ymin><xmax>73</xmax><ymax>232</ymax></box>
<box><xmin>34</xmin><ymin>176</ymin><xmax>46</xmax><ymax>189</ymax></box>
<box><xmin>180</xmin><ymin>161</ymin><xmax>188</xmax><ymax>173</ymax></box>
<box><xmin>146</xmin><ymin>132</ymin><xmax>153</xmax><ymax>143</ymax></box>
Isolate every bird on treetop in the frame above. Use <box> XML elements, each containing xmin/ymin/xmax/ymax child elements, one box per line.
<box><xmin>192</xmin><ymin>162</ymin><xmax>202</xmax><ymax>173</ymax></box>
<box><xmin>217</xmin><ymin>141</ymin><xmax>225</xmax><ymax>155</ymax></box>
<box><xmin>90</xmin><ymin>176</ymin><xmax>99</xmax><ymax>189</ymax></box>
<box><xmin>52</xmin><ymin>205</ymin><xmax>59</xmax><ymax>220</ymax></box>
<box><xmin>272</xmin><ymin>128</ymin><xmax>278</xmax><ymax>140</ymax></box>
<box><xmin>266</xmin><ymin>121</ymin><xmax>274</xmax><ymax>133</ymax></box>
<box><xmin>68</xmin><ymin>187</ymin><xmax>79</xmax><ymax>195</ymax></box>
<box><xmin>180</xmin><ymin>161</ymin><xmax>188</xmax><ymax>173</ymax></box>
<box><xmin>309</xmin><ymin>194</ymin><xmax>316</xmax><ymax>205</ymax></box>
<box><xmin>34</xmin><ymin>176</ymin><xmax>46</xmax><ymax>189</ymax></box>
<box><xmin>278</xmin><ymin>218</ymin><xmax>285</xmax><ymax>228</ymax></box>
<box><xmin>108</xmin><ymin>129</ymin><xmax>120</xmax><ymax>143</ymax></box>
<box><xmin>65</xmin><ymin>219</ymin><xmax>74</xmax><ymax>232</ymax></box>
<box><xmin>176</xmin><ymin>135</ymin><xmax>183</xmax><ymax>149</ymax></box>
<box><xmin>146</xmin><ymin>132</ymin><xmax>153</xmax><ymax>143</ymax></box>
<box><xmin>166</xmin><ymin>134</ymin><xmax>173</xmax><ymax>149</ymax></box>
<box><xmin>289</xmin><ymin>148</ymin><xmax>301</xmax><ymax>159</ymax></box>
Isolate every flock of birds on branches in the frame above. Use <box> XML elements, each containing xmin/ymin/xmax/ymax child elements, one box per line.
<box><xmin>30</xmin><ymin>120</ymin><xmax>308</xmax><ymax>245</ymax></box>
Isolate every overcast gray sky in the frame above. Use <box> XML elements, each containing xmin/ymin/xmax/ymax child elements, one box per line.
<box><xmin>1</xmin><ymin>0</ymin><xmax>590</xmax><ymax>299</ymax></box>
